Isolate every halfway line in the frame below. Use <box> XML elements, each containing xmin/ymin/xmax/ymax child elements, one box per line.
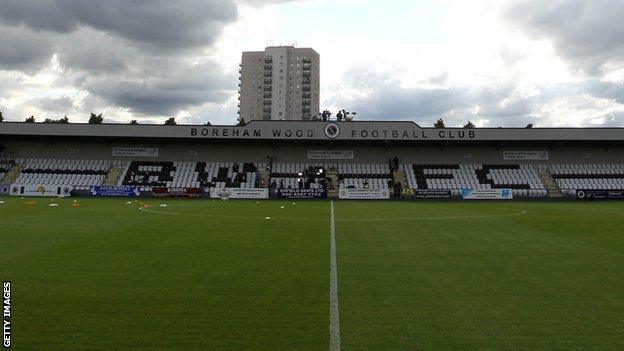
<box><xmin>330</xmin><ymin>200</ymin><xmax>341</xmax><ymax>351</ymax></box>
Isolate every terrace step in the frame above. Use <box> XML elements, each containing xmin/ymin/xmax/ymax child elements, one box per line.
<box><xmin>393</xmin><ymin>170</ymin><xmax>407</xmax><ymax>187</ymax></box>
<box><xmin>325</xmin><ymin>170</ymin><xmax>339</xmax><ymax>191</ymax></box>
<box><xmin>104</xmin><ymin>167</ymin><xmax>122</xmax><ymax>186</ymax></box>
<box><xmin>539</xmin><ymin>170</ymin><xmax>564</xmax><ymax>198</ymax></box>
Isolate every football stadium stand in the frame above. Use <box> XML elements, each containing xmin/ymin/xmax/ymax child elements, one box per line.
<box><xmin>1</xmin><ymin>120</ymin><xmax>624</xmax><ymax>199</ymax></box>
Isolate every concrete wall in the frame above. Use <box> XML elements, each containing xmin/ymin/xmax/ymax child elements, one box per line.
<box><xmin>4</xmin><ymin>139</ymin><xmax>624</xmax><ymax>165</ymax></box>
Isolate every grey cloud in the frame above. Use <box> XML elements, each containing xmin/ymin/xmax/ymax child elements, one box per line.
<box><xmin>84</xmin><ymin>61</ymin><xmax>235</xmax><ymax>115</ymax></box>
<box><xmin>55</xmin><ymin>29</ymin><xmax>131</xmax><ymax>74</ymax></box>
<box><xmin>0</xmin><ymin>0</ymin><xmax>238</xmax><ymax>49</ymax></box>
<box><xmin>586</xmin><ymin>80</ymin><xmax>624</xmax><ymax>104</ymax></box>
<box><xmin>0</xmin><ymin>1</ymin><xmax>76</xmax><ymax>33</ymax></box>
<box><xmin>333</xmin><ymin>66</ymin><xmax>539</xmax><ymax>127</ymax></box>
<box><xmin>504</xmin><ymin>0</ymin><xmax>624</xmax><ymax>74</ymax></box>
<box><xmin>30</xmin><ymin>96</ymin><xmax>76</xmax><ymax>112</ymax></box>
<box><xmin>591</xmin><ymin>112</ymin><xmax>624</xmax><ymax>127</ymax></box>
<box><xmin>0</xmin><ymin>26</ymin><xmax>55</xmax><ymax>72</ymax></box>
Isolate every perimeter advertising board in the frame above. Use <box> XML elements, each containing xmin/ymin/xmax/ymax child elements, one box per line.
<box><xmin>209</xmin><ymin>188</ymin><xmax>269</xmax><ymax>199</ymax></box>
<box><xmin>576</xmin><ymin>189</ymin><xmax>624</xmax><ymax>200</ymax></box>
<box><xmin>10</xmin><ymin>184</ymin><xmax>72</xmax><ymax>197</ymax></box>
<box><xmin>461</xmin><ymin>188</ymin><xmax>513</xmax><ymax>200</ymax></box>
<box><xmin>90</xmin><ymin>186</ymin><xmax>141</xmax><ymax>197</ymax></box>
<box><xmin>278</xmin><ymin>188</ymin><xmax>327</xmax><ymax>199</ymax></box>
<box><xmin>153</xmin><ymin>187</ymin><xmax>204</xmax><ymax>198</ymax></box>
<box><xmin>401</xmin><ymin>188</ymin><xmax>452</xmax><ymax>199</ymax></box>
<box><xmin>339</xmin><ymin>188</ymin><xmax>390</xmax><ymax>200</ymax></box>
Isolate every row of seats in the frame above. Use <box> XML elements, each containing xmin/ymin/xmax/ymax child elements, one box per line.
<box><xmin>14</xmin><ymin>173</ymin><xmax>105</xmax><ymax>191</ymax></box>
<box><xmin>339</xmin><ymin>178</ymin><xmax>391</xmax><ymax>190</ymax></box>
<box><xmin>17</xmin><ymin>158</ymin><xmax>111</xmax><ymax>172</ymax></box>
<box><xmin>551</xmin><ymin>163</ymin><xmax>624</xmax><ymax>192</ymax></box>
<box><xmin>550</xmin><ymin>164</ymin><xmax>624</xmax><ymax>175</ymax></box>
<box><xmin>271</xmin><ymin>177</ymin><xmax>324</xmax><ymax>190</ymax></box>
<box><xmin>557</xmin><ymin>179</ymin><xmax>624</xmax><ymax>191</ymax></box>
<box><xmin>487</xmin><ymin>167</ymin><xmax>543</xmax><ymax>190</ymax></box>
<box><xmin>336</xmin><ymin>163</ymin><xmax>390</xmax><ymax>176</ymax></box>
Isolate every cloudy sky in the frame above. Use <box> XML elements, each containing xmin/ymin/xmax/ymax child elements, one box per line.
<box><xmin>0</xmin><ymin>0</ymin><xmax>623</xmax><ymax>127</ymax></box>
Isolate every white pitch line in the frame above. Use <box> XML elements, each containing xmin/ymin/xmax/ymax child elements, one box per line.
<box><xmin>330</xmin><ymin>200</ymin><xmax>341</xmax><ymax>351</ymax></box>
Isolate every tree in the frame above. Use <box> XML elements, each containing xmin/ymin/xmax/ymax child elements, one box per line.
<box><xmin>463</xmin><ymin>121</ymin><xmax>476</xmax><ymax>129</ymax></box>
<box><xmin>163</xmin><ymin>117</ymin><xmax>177</xmax><ymax>126</ymax></box>
<box><xmin>237</xmin><ymin>118</ymin><xmax>246</xmax><ymax>126</ymax></box>
<box><xmin>44</xmin><ymin>116</ymin><xmax>69</xmax><ymax>124</ymax></box>
<box><xmin>25</xmin><ymin>116</ymin><xmax>36</xmax><ymax>123</ymax></box>
<box><xmin>0</xmin><ymin>110</ymin><xmax>3</xmax><ymax>122</ymax></box>
<box><xmin>129</xmin><ymin>120</ymin><xmax>139</xmax><ymax>125</ymax></box>
<box><xmin>205</xmin><ymin>121</ymin><xmax>212</xmax><ymax>126</ymax></box>
<box><xmin>88</xmin><ymin>113</ymin><xmax>103</xmax><ymax>124</ymax></box>
<box><xmin>434</xmin><ymin>118</ymin><xmax>445</xmax><ymax>128</ymax></box>
<box><xmin>526</xmin><ymin>123</ymin><xmax>534</xmax><ymax>128</ymax></box>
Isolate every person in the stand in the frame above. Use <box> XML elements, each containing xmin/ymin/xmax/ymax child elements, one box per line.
<box><xmin>363</xmin><ymin>179</ymin><xmax>369</xmax><ymax>189</ymax></box>
<box><xmin>233</xmin><ymin>162</ymin><xmax>239</xmax><ymax>173</ymax></box>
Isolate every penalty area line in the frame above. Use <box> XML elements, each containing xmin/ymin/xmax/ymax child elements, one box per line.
<box><xmin>330</xmin><ymin>200</ymin><xmax>341</xmax><ymax>351</ymax></box>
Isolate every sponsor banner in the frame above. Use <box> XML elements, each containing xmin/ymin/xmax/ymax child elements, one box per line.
<box><xmin>401</xmin><ymin>188</ymin><xmax>452</xmax><ymax>199</ymax></box>
<box><xmin>112</xmin><ymin>147</ymin><xmax>159</xmax><ymax>157</ymax></box>
<box><xmin>461</xmin><ymin>188</ymin><xmax>513</xmax><ymax>200</ymax></box>
<box><xmin>576</xmin><ymin>189</ymin><xmax>624</xmax><ymax>200</ymax></box>
<box><xmin>90</xmin><ymin>186</ymin><xmax>140</xmax><ymax>197</ymax></box>
<box><xmin>1</xmin><ymin>185</ymin><xmax>9</xmax><ymax>195</ymax></box>
<box><xmin>503</xmin><ymin>150</ymin><xmax>549</xmax><ymax>160</ymax></box>
<box><xmin>278</xmin><ymin>188</ymin><xmax>327</xmax><ymax>199</ymax></box>
<box><xmin>10</xmin><ymin>184</ymin><xmax>72</xmax><ymax>197</ymax></box>
<box><xmin>339</xmin><ymin>188</ymin><xmax>390</xmax><ymax>200</ymax></box>
<box><xmin>209</xmin><ymin>187</ymin><xmax>269</xmax><ymax>199</ymax></box>
<box><xmin>153</xmin><ymin>187</ymin><xmax>204</xmax><ymax>198</ymax></box>
<box><xmin>307</xmin><ymin>150</ymin><xmax>354</xmax><ymax>160</ymax></box>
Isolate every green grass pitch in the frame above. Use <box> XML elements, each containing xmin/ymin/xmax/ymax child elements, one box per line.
<box><xmin>1</xmin><ymin>198</ymin><xmax>623</xmax><ymax>350</ymax></box>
